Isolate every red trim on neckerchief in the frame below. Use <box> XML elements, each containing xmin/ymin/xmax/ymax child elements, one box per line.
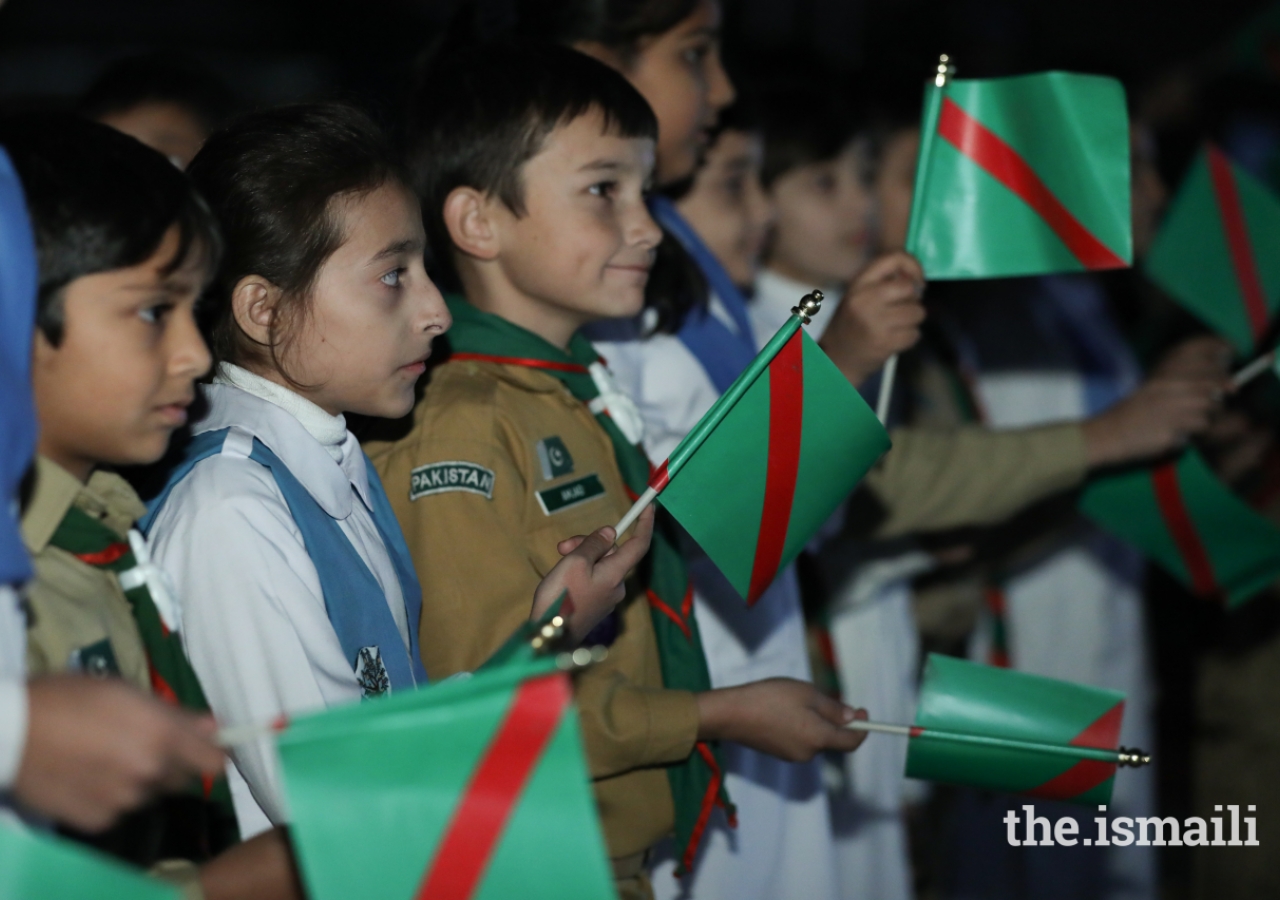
<box><xmin>149</xmin><ymin>663</ymin><xmax>179</xmax><ymax>705</ymax></box>
<box><xmin>75</xmin><ymin>542</ymin><xmax>130</xmax><ymax>566</ymax></box>
<box><xmin>416</xmin><ymin>673</ymin><xmax>569</xmax><ymax>900</ymax></box>
<box><xmin>909</xmin><ymin>726</ymin><xmax>925</xmax><ymax>738</ymax></box>
<box><xmin>1028</xmin><ymin>701</ymin><xmax>1125</xmax><ymax>801</ymax></box>
<box><xmin>936</xmin><ymin>98</ymin><xmax>1127</xmax><ymax>271</ymax></box>
<box><xmin>450</xmin><ymin>352</ymin><xmax>590</xmax><ymax>374</ymax></box>
<box><xmin>1207</xmin><ymin>146</ymin><xmax>1272</xmax><ymax>343</ymax></box>
<box><xmin>646</xmin><ymin>586</ymin><xmax>693</xmax><ymax>641</ymax></box>
<box><xmin>681</xmin><ymin>742</ymin><xmax>732</xmax><ymax>873</ymax></box>
<box><xmin>1151</xmin><ymin>461</ymin><xmax>1219</xmax><ymax>598</ymax></box>
<box><xmin>745</xmin><ymin>333</ymin><xmax>804</xmax><ymax>605</ymax></box>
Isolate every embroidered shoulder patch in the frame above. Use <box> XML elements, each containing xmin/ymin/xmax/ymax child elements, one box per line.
<box><xmin>536</xmin><ymin>436</ymin><xmax>575</xmax><ymax>480</ymax></box>
<box><xmin>355</xmin><ymin>646</ymin><xmax>390</xmax><ymax>699</ymax></box>
<box><xmin>410</xmin><ymin>461</ymin><xmax>495</xmax><ymax>501</ymax></box>
<box><xmin>536</xmin><ymin>473</ymin><xmax>606</xmax><ymax>515</ymax></box>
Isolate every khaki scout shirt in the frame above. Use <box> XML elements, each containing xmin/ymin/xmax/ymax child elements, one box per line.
<box><xmin>21</xmin><ymin>456</ymin><xmax>150</xmax><ymax>691</ymax></box>
<box><xmin>367</xmin><ymin>359</ymin><xmax>700</xmax><ymax>859</ymax></box>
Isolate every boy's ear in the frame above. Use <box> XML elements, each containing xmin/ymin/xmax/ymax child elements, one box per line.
<box><xmin>442</xmin><ymin>186</ymin><xmax>500</xmax><ymax>262</ymax></box>
<box><xmin>231</xmin><ymin>276</ymin><xmax>283</xmax><ymax>345</ymax></box>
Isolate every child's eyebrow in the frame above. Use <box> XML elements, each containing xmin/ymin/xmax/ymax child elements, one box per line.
<box><xmin>579</xmin><ymin>159</ymin><xmax>624</xmax><ymax>173</ymax></box>
<box><xmin>370</xmin><ymin>238</ymin><xmax>424</xmax><ymax>262</ymax></box>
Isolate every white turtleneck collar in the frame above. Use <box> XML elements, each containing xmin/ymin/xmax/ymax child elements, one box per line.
<box><xmin>214</xmin><ymin>363</ymin><xmax>349</xmax><ymax>462</ymax></box>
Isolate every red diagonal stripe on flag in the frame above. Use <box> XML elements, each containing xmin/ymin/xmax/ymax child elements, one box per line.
<box><xmin>1206</xmin><ymin>146</ymin><xmax>1272</xmax><ymax>343</ymax></box>
<box><xmin>415</xmin><ymin>674</ymin><xmax>570</xmax><ymax>900</ymax></box>
<box><xmin>1028</xmin><ymin>701</ymin><xmax>1125</xmax><ymax>801</ymax></box>
<box><xmin>746</xmin><ymin>333</ymin><xmax>804</xmax><ymax>604</ymax></box>
<box><xmin>937</xmin><ymin>98</ymin><xmax>1127</xmax><ymax>271</ymax></box>
<box><xmin>1151</xmin><ymin>461</ymin><xmax>1219</xmax><ymax>597</ymax></box>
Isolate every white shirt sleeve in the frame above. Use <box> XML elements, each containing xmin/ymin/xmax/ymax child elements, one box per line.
<box><xmin>0</xmin><ymin>585</ymin><xmax>27</xmax><ymax>791</ymax></box>
<box><xmin>147</xmin><ymin>456</ymin><xmax>362</xmax><ymax>837</ymax></box>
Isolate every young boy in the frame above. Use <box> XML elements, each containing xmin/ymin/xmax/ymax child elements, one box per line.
<box><xmin>4</xmin><ymin>113</ymin><xmax>301</xmax><ymax>900</ymax></box>
<box><xmin>369</xmin><ymin>44</ymin><xmax>868</xmax><ymax>898</ymax></box>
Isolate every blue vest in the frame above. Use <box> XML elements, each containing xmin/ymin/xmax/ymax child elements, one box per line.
<box><xmin>649</xmin><ymin>194</ymin><xmax>758</xmax><ymax>395</ymax></box>
<box><xmin>140</xmin><ymin>428</ymin><xmax>428</xmax><ymax>694</ymax></box>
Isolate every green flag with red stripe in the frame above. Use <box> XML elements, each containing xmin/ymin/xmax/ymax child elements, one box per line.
<box><xmin>1145</xmin><ymin>145</ymin><xmax>1280</xmax><ymax>355</ymax></box>
<box><xmin>649</xmin><ymin>315</ymin><xmax>890</xmax><ymax>604</ymax></box>
<box><xmin>908</xmin><ymin>71</ymin><xmax>1132</xmax><ymax>278</ymax></box>
<box><xmin>1079</xmin><ymin>449</ymin><xmax>1280</xmax><ymax>607</ymax></box>
<box><xmin>0</xmin><ymin>824</ymin><xmax>179</xmax><ymax>900</ymax></box>
<box><xmin>906</xmin><ymin>654</ymin><xmax>1128</xmax><ymax>806</ymax></box>
<box><xmin>278</xmin><ymin>658</ymin><xmax>615</xmax><ymax>900</ymax></box>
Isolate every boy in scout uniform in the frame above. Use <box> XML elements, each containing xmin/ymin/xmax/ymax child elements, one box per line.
<box><xmin>370</xmin><ymin>45</ymin><xmax>870</xmax><ymax>898</ymax></box>
<box><xmin>9</xmin><ymin>114</ymin><xmax>301</xmax><ymax>899</ymax></box>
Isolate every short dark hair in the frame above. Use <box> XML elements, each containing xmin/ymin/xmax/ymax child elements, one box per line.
<box><xmin>406</xmin><ymin>42</ymin><xmax>658</xmax><ymax>288</ymax></box>
<box><xmin>186</xmin><ymin>102</ymin><xmax>410</xmax><ymax>381</ymax></box>
<box><xmin>79</xmin><ymin>53</ymin><xmax>235</xmax><ymax>136</ymax></box>
<box><xmin>756</xmin><ymin>79</ymin><xmax>866</xmax><ymax>189</ymax></box>
<box><xmin>0</xmin><ymin>112</ymin><xmax>221</xmax><ymax>346</ymax></box>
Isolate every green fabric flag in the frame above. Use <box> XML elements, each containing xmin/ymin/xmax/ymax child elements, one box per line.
<box><xmin>442</xmin><ymin>295</ymin><xmax>731</xmax><ymax>875</ymax></box>
<box><xmin>279</xmin><ymin>658</ymin><xmax>616</xmax><ymax>900</ymax></box>
<box><xmin>1080</xmin><ymin>449</ymin><xmax>1280</xmax><ymax>607</ymax></box>
<box><xmin>907</xmin><ymin>71</ymin><xmax>1132</xmax><ymax>278</ymax></box>
<box><xmin>906</xmin><ymin>654</ymin><xmax>1128</xmax><ymax>806</ymax></box>
<box><xmin>0</xmin><ymin>824</ymin><xmax>179</xmax><ymax>900</ymax></box>
<box><xmin>651</xmin><ymin>316</ymin><xmax>889</xmax><ymax>604</ymax></box>
<box><xmin>1145</xmin><ymin>145</ymin><xmax>1280</xmax><ymax>355</ymax></box>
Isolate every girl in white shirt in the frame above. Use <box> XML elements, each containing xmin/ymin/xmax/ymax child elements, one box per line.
<box><xmin>145</xmin><ymin>103</ymin><xmax>651</xmax><ymax>838</ymax></box>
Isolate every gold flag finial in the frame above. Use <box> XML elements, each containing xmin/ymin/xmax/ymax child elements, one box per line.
<box><xmin>792</xmin><ymin>290</ymin><xmax>824</xmax><ymax>325</ymax></box>
<box><xmin>1116</xmin><ymin>747</ymin><xmax>1153</xmax><ymax>768</ymax></box>
<box><xmin>935</xmin><ymin>53</ymin><xmax>955</xmax><ymax>87</ymax></box>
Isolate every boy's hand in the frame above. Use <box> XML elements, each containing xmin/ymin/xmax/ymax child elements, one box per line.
<box><xmin>15</xmin><ymin>675</ymin><xmax>225</xmax><ymax>832</ymax></box>
<box><xmin>819</xmin><ymin>251</ymin><xmax>926</xmax><ymax>387</ymax></box>
<box><xmin>1151</xmin><ymin>335</ymin><xmax>1233</xmax><ymax>382</ymax></box>
<box><xmin>1083</xmin><ymin>373</ymin><xmax>1227</xmax><ymax>468</ymax></box>
<box><xmin>531</xmin><ymin>505</ymin><xmax>656</xmax><ymax>642</ymax></box>
<box><xmin>696</xmin><ymin>677</ymin><xmax>869</xmax><ymax>762</ymax></box>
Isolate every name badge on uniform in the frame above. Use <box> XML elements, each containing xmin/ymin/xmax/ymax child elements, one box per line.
<box><xmin>536</xmin><ymin>436</ymin><xmax>575</xmax><ymax>481</ymax></box>
<box><xmin>536</xmin><ymin>474</ymin><xmax>606</xmax><ymax>515</ymax></box>
<box><xmin>410</xmin><ymin>461</ymin><xmax>496</xmax><ymax>501</ymax></box>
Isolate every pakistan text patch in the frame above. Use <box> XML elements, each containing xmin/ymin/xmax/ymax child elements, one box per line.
<box><xmin>410</xmin><ymin>461</ymin><xmax>496</xmax><ymax>501</ymax></box>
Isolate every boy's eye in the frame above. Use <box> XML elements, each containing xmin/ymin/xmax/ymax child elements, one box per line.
<box><xmin>683</xmin><ymin>41</ymin><xmax>712</xmax><ymax>66</ymax></box>
<box><xmin>139</xmin><ymin>303</ymin><xmax>173</xmax><ymax>325</ymax></box>
<box><xmin>381</xmin><ymin>268</ymin><xmax>405</xmax><ymax>287</ymax></box>
<box><xmin>588</xmin><ymin>181</ymin><xmax>618</xmax><ymax>199</ymax></box>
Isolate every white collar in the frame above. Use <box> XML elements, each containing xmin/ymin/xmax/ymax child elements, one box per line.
<box><xmin>754</xmin><ymin>268</ymin><xmax>838</xmax><ymax>341</ymax></box>
<box><xmin>194</xmin><ymin>377</ymin><xmax>370</xmax><ymax>521</ymax></box>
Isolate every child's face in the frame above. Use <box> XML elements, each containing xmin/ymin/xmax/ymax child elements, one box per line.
<box><xmin>33</xmin><ymin>226</ymin><xmax>212</xmax><ymax>481</ymax></box>
<box><xmin>676</xmin><ymin>127</ymin><xmax>773</xmax><ymax>287</ymax></box>
<box><xmin>274</xmin><ymin>182</ymin><xmax>450</xmax><ymax>419</ymax></box>
<box><xmin>483</xmin><ymin>110</ymin><xmax>661</xmax><ymax>339</ymax></box>
<box><xmin>766</xmin><ymin>139</ymin><xmax>874</xmax><ymax>286</ymax></box>
<box><xmin>872</xmin><ymin>126</ymin><xmax>919</xmax><ymax>252</ymax></box>
<box><xmin>596</xmin><ymin>0</ymin><xmax>734</xmax><ymax>186</ymax></box>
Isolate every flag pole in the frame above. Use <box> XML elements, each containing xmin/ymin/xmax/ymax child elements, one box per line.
<box><xmin>875</xmin><ymin>52</ymin><xmax>954</xmax><ymax>425</ymax></box>
<box><xmin>845</xmin><ymin>718</ymin><xmax>1151</xmax><ymax>767</ymax></box>
<box><xmin>613</xmin><ymin>291</ymin><xmax>825</xmax><ymax>535</ymax></box>
<box><xmin>1230</xmin><ymin>349</ymin><xmax>1276</xmax><ymax>390</ymax></box>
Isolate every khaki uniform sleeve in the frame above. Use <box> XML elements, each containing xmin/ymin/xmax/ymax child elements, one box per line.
<box><xmin>373</xmin><ymin>418</ymin><xmax>538</xmax><ymax>679</ymax></box>
<box><xmin>864</xmin><ymin>422</ymin><xmax>1088</xmax><ymax>538</ymax></box>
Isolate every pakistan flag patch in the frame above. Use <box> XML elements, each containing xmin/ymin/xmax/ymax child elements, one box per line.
<box><xmin>410</xmin><ymin>461</ymin><xmax>495</xmax><ymax>501</ymax></box>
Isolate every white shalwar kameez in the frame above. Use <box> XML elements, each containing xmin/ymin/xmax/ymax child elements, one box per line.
<box><xmin>753</xmin><ymin>268</ymin><xmax>919</xmax><ymax>900</ymax></box>
<box><xmin>594</xmin><ymin>292</ymin><xmax>841</xmax><ymax>900</ymax></box>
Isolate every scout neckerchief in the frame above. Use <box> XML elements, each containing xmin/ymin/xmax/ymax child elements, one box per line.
<box><xmin>445</xmin><ymin>295</ymin><xmax>734</xmax><ymax>875</ymax></box>
<box><xmin>49</xmin><ymin>504</ymin><xmax>239</xmax><ymax>850</ymax></box>
<box><xmin>649</xmin><ymin>195</ymin><xmax>758</xmax><ymax>395</ymax></box>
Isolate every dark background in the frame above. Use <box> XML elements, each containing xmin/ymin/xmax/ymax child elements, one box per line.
<box><xmin>0</xmin><ymin>0</ymin><xmax>1271</xmax><ymax>117</ymax></box>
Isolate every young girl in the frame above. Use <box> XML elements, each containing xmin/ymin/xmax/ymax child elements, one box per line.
<box><xmin>144</xmin><ymin>103</ymin><xmax>651</xmax><ymax>839</ymax></box>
